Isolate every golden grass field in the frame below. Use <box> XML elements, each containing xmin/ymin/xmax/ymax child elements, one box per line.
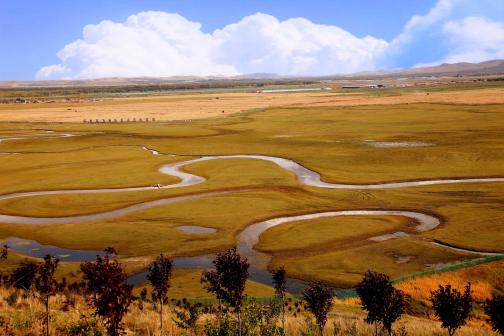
<box><xmin>0</xmin><ymin>284</ymin><xmax>498</xmax><ymax>336</ymax></box>
<box><xmin>0</xmin><ymin>258</ymin><xmax>502</xmax><ymax>335</ymax></box>
<box><xmin>1</xmin><ymin>84</ymin><xmax>504</xmax><ymax>122</ymax></box>
<box><xmin>0</xmin><ymin>84</ymin><xmax>503</xmax><ymax>302</ymax></box>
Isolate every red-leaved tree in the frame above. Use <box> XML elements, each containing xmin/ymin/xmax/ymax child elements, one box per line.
<box><xmin>80</xmin><ymin>248</ymin><xmax>134</xmax><ymax>336</ymax></box>
<box><xmin>201</xmin><ymin>247</ymin><xmax>249</xmax><ymax>336</ymax></box>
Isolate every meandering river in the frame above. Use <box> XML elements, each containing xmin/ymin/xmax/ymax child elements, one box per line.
<box><xmin>1</xmin><ymin>138</ymin><xmax>503</xmax><ymax>289</ymax></box>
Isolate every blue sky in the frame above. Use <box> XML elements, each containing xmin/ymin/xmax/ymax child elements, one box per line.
<box><xmin>1</xmin><ymin>0</ymin><xmax>503</xmax><ymax>80</ymax></box>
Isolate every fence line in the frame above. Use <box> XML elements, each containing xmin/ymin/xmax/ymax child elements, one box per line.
<box><xmin>83</xmin><ymin>117</ymin><xmax>156</xmax><ymax>123</ymax></box>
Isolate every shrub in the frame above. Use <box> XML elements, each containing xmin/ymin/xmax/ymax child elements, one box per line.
<box><xmin>204</xmin><ymin>314</ymin><xmax>237</xmax><ymax>336</ymax></box>
<box><xmin>300</xmin><ymin>316</ymin><xmax>318</xmax><ymax>336</ymax></box>
<box><xmin>5</xmin><ymin>291</ymin><xmax>18</xmax><ymax>307</ymax></box>
<box><xmin>430</xmin><ymin>283</ymin><xmax>472</xmax><ymax>336</ymax></box>
<box><xmin>60</xmin><ymin>316</ymin><xmax>104</xmax><ymax>336</ymax></box>
<box><xmin>10</xmin><ymin>260</ymin><xmax>38</xmax><ymax>291</ymax></box>
<box><xmin>174</xmin><ymin>303</ymin><xmax>201</xmax><ymax>333</ymax></box>
<box><xmin>9</xmin><ymin>260</ymin><xmax>39</xmax><ymax>322</ymax></box>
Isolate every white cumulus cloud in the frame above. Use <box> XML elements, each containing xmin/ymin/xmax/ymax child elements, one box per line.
<box><xmin>36</xmin><ymin>1</ymin><xmax>504</xmax><ymax>79</ymax></box>
<box><xmin>441</xmin><ymin>16</ymin><xmax>504</xmax><ymax>63</ymax></box>
<box><xmin>390</xmin><ymin>0</ymin><xmax>456</xmax><ymax>49</ymax></box>
<box><xmin>37</xmin><ymin>11</ymin><xmax>239</xmax><ymax>79</ymax></box>
<box><xmin>213</xmin><ymin>13</ymin><xmax>388</xmax><ymax>75</ymax></box>
<box><xmin>37</xmin><ymin>11</ymin><xmax>388</xmax><ymax>79</ymax></box>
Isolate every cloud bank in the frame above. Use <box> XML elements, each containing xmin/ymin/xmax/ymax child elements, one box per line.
<box><xmin>442</xmin><ymin>16</ymin><xmax>504</xmax><ymax>63</ymax></box>
<box><xmin>37</xmin><ymin>1</ymin><xmax>504</xmax><ymax>79</ymax></box>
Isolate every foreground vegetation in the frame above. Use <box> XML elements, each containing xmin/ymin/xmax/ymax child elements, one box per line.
<box><xmin>0</xmin><ymin>246</ymin><xmax>502</xmax><ymax>336</ymax></box>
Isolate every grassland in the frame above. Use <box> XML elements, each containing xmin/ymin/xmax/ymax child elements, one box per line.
<box><xmin>0</xmin><ymin>284</ymin><xmax>498</xmax><ymax>335</ymax></box>
<box><xmin>0</xmin><ymin>257</ymin><xmax>501</xmax><ymax>335</ymax></box>
<box><xmin>256</xmin><ymin>215</ymin><xmax>410</xmax><ymax>253</ymax></box>
<box><xmin>398</xmin><ymin>258</ymin><xmax>504</xmax><ymax>304</ymax></box>
<box><xmin>1</xmin><ymin>83</ymin><xmax>504</xmax><ymax>122</ymax></box>
<box><xmin>0</xmin><ymin>85</ymin><xmax>503</xmax><ymax>294</ymax></box>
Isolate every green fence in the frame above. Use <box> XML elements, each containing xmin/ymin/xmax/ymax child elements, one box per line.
<box><xmin>335</xmin><ymin>255</ymin><xmax>504</xmax><ymax>299</ymax></box>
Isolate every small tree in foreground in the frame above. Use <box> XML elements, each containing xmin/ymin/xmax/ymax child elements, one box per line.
<box><xmin>147</xmin><ymin>254</ymin><xmax>173</xmax><ymax>335</ymax></box>
<box><xmin>356</xmin><ymin>271</ymin><xmax>407</xmax><ymax>336</ymax></box>
<box><xmin>201</xmin><ymin>247</ymin><xmax>249</xmax><ymax>336</ymax></box>
<box><xmin>80</xmin><ymin>248</ymin><xmax>134</xmax><ymax>336</ymax></box>
<box><xmin>430</xmin><ymin>283</ymin><xmax>472</xmax><ymax>336</ymax></box>
<box><xmin>271</xmin><ymin>267</ymin><xmax>287</xmax><ymax>332</ymax></box>
<box><xmin>302</xmin><ymin>281</ymin><xmax>334</xmax><ymax>336</ymax></box>
<box><xmin>34</xmin><ymin>254</ymin><xmax>59</xmax><ymax>336</ymax></box>
<box><xmin>485</xmin><ymin>293</ymin><xmax>504</xmax><ymax>335</ymax></box>
<box><xmin>174</xmin><ymin>303</ymin><xmax>201</xmax><ymax>334</ymax></box>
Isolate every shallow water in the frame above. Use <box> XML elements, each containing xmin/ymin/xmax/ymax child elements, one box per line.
<box><xmin>1</xmin><ymin>237</ymin><xmax>105</xmax><ymax>261</ymax></box>
<box><xmin>3</xmin><ymin>209</ymin><xmax>499</xmax><ymax>292</ymax></box>
<box><xmin>0</xmin><ymin>210</ymin><xmax>439</xmax><ymax>289</ymax></box>
<box><xmin>235</xmin><ymin>210</ymin><xmax>441</xmax><ymax>272</ymax></box>
<box><xmin>1</xmin><ymin>143</ymin><xmax>503</xmax><ymax>291</ymax></box>
<box><xmin>365</xmin><ymin>141</ymin><xmax>434</xmax><ymax>148</ymax></box>
<box><xmin>0</xmin><ymin>133</ymin><xmax>79</xmax><ymax>145</ymax></box>
<box><xmin>1</xmin><ymin>152</ymin><xmax>504</xmax><ymax>205</ymax></box>
<box><xmin>176</xmin><ymin>226</ymin><xmax>217</xmax><ymax>234</ymax></box>
<box><xmin>0</xmin><ymin>190</ymin><xmax>234</xmax><ymax>224</ymax></box>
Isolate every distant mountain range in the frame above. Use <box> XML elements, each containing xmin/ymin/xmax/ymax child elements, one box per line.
<box><xmin>1</xmin><ymin>60</ymin><xmax>503</xmax><ymax>88</ymax></box>
<box><xmin>385</xmin><ymin>59</ymin><xmax>504</xmax><ymax>77</ymax></box>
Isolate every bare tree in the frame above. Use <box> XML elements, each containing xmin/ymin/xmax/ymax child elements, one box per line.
<box><xmin>201</xmin><ymin>247</ymin><xmax>249</xmax><ymax>336</ymax></box>
<box><xmin>431</xmin><ymin>283</ymin><xmax>472</xmax><ymax>336</ymax></box>
<box><xmin>147</xmin><ymin>254</ymin><xmax>173</xmax><ymax>335</ymax></box>
<box><xmin>302</xmin><ymin>281</ymin><xmax>334</xmax><ymax>336</ymax></box>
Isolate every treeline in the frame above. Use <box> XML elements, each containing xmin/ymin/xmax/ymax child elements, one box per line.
<box><xmin>0</xmin><ymin>245</ymin><xmax>503</xmax><ymax>336</ymax></box>
<box><xmin>0</xmin><ymin>79</ymin><xmax>319</xmax><ymax>99</ymax></box>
